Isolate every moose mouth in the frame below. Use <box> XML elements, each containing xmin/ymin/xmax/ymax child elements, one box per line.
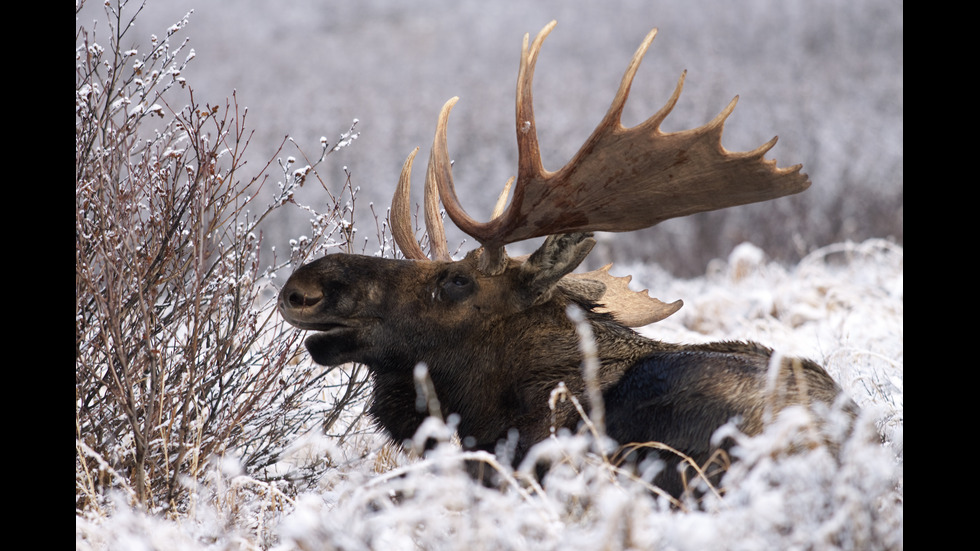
<box><xmin>301</xmin><ymin>322</ymin><xmax>366</xmax><ymax>366</ymax></box>
<box><xmin>278</xmin><ymin>297</ymin><xmax>358</xmax><ymax>334</ymax></box>
<box><xmin>290</xmin><ymin>320</ymin><xmax>354</xmax><ymax>334</ymax></box>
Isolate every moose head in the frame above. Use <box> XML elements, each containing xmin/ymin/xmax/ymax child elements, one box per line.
<box><xmin>279</xmin><ymin>22</ymin><xmax>849</xmax><ymax>498</ymax></box>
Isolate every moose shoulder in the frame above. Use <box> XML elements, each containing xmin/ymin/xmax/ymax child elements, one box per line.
<box><xmin>279</xmin><ymin>22</ymin><xmax>855</xmax><ymax>498</ymax></box>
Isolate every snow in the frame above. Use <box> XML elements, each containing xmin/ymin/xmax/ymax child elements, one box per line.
<box><xmin>75</xmin><ymin>238</ymin><xmax>903</xmax><ymax>550</ymax></box>
<box><xmin>76</xmin><ymin>0</ymin><xmax>901</xmax><ymax>545</ymax></box>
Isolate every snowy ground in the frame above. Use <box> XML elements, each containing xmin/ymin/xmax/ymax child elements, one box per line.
<box><xmin>75</xmin><ymin>238</ymin><xmax>903</xmax><ymax>550</ymax></box>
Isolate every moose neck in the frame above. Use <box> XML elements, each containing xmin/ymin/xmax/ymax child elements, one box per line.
<box><xmin>365</xmin><ymin>290</ymin><xmax>667</xmax><ymax>453</ymax></box>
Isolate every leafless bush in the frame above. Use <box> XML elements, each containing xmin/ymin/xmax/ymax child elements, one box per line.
<box><xmin>76</xmin><ymin>0</ymin><xmax>368</xmax><ymax>515</ymax></box>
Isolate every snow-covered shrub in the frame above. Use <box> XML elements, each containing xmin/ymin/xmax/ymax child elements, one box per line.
<box><xmin>76</xmin><ymin>0</ymin><xmax>366</xmax><ymax>516</ymax></box>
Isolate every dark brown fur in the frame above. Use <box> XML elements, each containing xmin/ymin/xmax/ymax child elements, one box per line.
<box><xmin>279</xmin><ymin>233</ymin><xmax>854</xmax><ymax>498</ymax></box>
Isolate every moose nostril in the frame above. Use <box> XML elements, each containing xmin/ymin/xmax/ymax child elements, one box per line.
<box><xmin>287</xmin><ymin>290</ymin><xmax>321</xmax><ymax>308</ymax></box>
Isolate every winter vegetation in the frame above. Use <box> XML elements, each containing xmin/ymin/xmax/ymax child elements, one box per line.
<box><xmin>76</xmin><ymin>1</ymin><xmax>902</xmax><ymax>549</ymax></box>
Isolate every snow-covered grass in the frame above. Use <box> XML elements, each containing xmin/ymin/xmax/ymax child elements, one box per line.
<box><xmin>75</xmin><ymin>238</ymin><xmax>903</xmax><ymax>550</ymax></box>
<box><xmin>75</xmin><ymin>1</ymin><xmax>901</xmax><ymax>547</ymax></box>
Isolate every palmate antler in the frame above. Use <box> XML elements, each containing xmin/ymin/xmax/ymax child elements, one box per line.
<box><xmin>392</xmin><ymin>21</ymin><xmax>810</xmax><ymax>326</ymax></box>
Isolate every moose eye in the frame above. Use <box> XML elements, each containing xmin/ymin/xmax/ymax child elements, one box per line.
<box><xmin>438</xmin><ymin>271</ymin><xmax>475</xmax><ymax>302</ymax></box>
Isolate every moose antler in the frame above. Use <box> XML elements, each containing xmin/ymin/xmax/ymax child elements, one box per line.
<box><xmin>392</xmin><ymin>146</ymin><xmax>452</xmax><ymax>261</ymax></box>
<box><xmin>415</xmin><ymin>21</ymin><xmax>809</xmax><ymax>268</ymax></box>
<box><xmin>392</xmin><ymin>20</ymin><xmax>809</xmax><ymax>325</ymax></box>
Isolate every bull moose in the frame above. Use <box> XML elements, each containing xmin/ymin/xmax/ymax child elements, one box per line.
<box><xmin>279</xmin><ymin>22</ymin><xmax>854</xmax><ymax>498</ymax></box>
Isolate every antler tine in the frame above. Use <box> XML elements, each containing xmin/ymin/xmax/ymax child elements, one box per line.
<box><xmin>423</xmin><ymin>142</ymin><xmax>452</xmax><ymax>261</ymax></box>
<box><xmin>513</xmin><ymin>20</ymin><xmax>556</xmax><ymax>185</ymax></box>
<box><xmin>392</xmin><ymin>147</ymin><xmax>428</xmax><ymax>260</ymax></box>
<box><xmin>426</xmin><ymin>97</ymin><xmax>486</xmax><ymax>248</ymax></box>
<box><xmin>429</xmin><ymin>21</ymin><xmax>810</xmax><ymax>262</ymax></box>
<box><xmin>491</xmin><ymin>177</ymin><xmax>515</xmax><ymax>220</ymax></box>
<box><xmin>392</xmin><ymin>146</ymin><xmax>452</xmax><ymax>261</ymax></box>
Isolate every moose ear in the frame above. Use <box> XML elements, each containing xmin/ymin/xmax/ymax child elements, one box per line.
<box><xmin>519</xmin><ymin>233</ymin><xmax>596</xmax><ymax>306</ymax></box>
<box><xmin>557</xmin><ymin>277</ymin><xmax>607</xmax><ymax>302</ymax></box>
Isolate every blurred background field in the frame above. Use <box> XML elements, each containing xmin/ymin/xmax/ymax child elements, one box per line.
<box><xmin>100</xmin><ymin>0</ymin><xmax>902</xmax><ymax>275</ymax></box>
